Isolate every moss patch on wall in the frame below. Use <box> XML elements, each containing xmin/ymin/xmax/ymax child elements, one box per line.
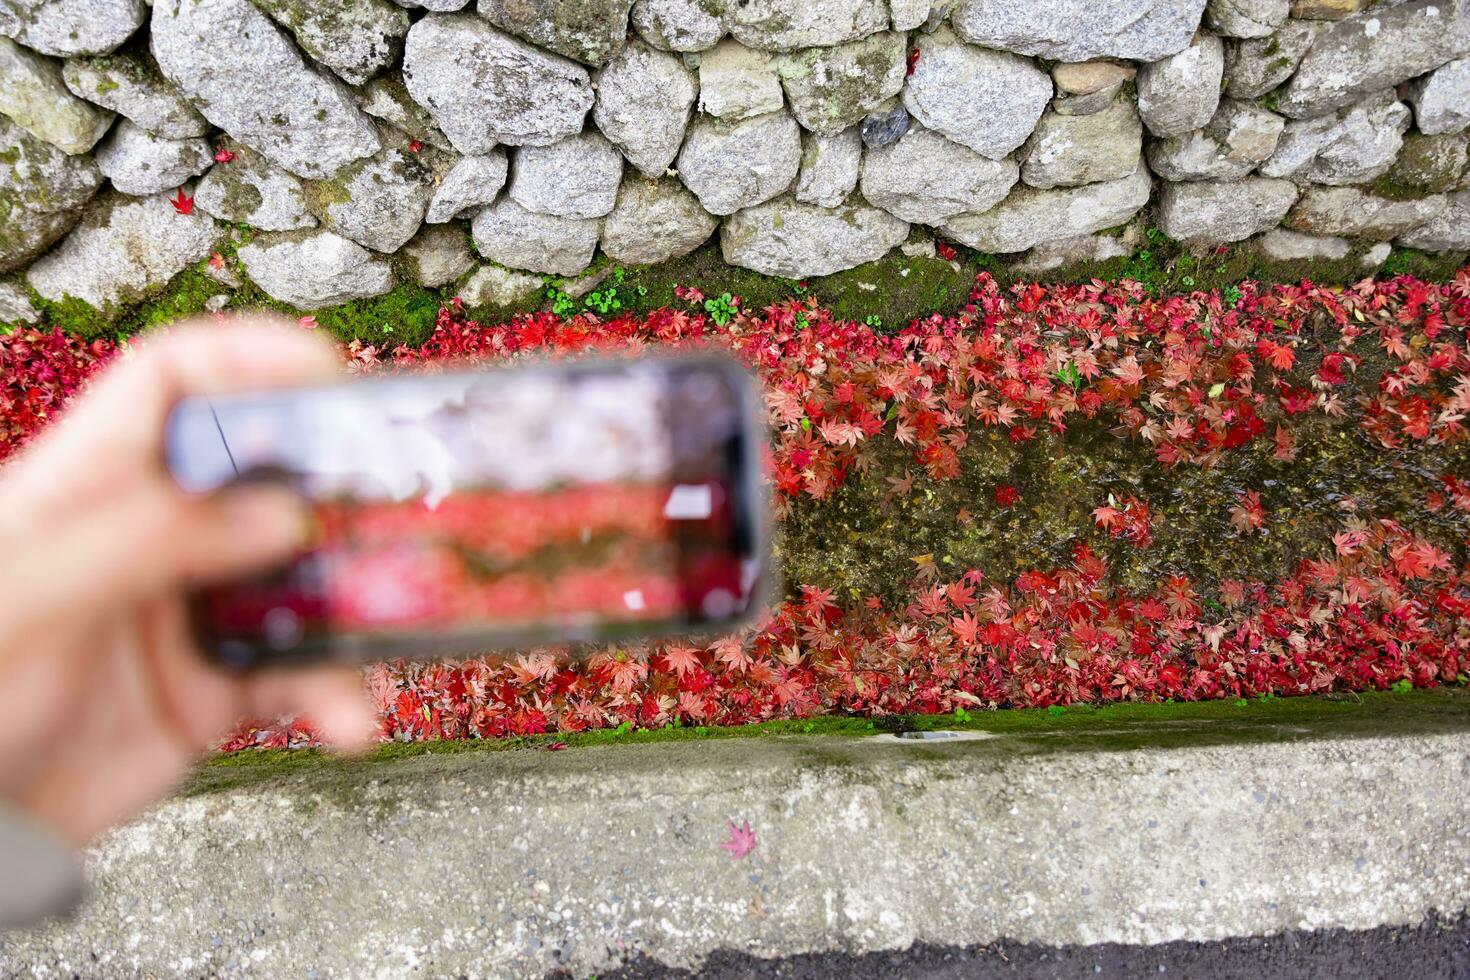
<box><xmin>13</xmin><ymin>225</ymin><xmax>1466</xmax><ymax>352</ymax></box>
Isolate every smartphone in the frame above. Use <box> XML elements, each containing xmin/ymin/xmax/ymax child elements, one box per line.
<box><xmin>164</xmin><ymin>354</ymin><xmax>768</xmax><ymax>669</ymax></box>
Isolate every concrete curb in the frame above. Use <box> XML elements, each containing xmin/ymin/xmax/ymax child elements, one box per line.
<box><xmin>3</xmin><ymin>715</ymin><xmax>1469</xmax><ymax>977</ymax></box>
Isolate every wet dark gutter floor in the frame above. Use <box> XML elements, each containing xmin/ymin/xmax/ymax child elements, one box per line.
<box><xmin>599</xmin><ymin>915</ymin><xmax>1470</xmax><ymax>980</ymax></box>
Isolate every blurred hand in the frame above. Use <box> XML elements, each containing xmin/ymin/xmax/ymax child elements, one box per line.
<box><xmin>0</xmin><ymin>317</ymin><xmax>375</xmax><ymax>845</ymax></box>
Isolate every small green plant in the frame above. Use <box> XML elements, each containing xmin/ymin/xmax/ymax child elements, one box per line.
<box><xmin>704</xmin><ymin>292</ymin><xmax>738</xmax><ymax>325</ymax></box>
<box><xmin>546</xmin><ymin>283</ymin><xmax>576</xmax><ymax>317</ymax></box>
<box><xmin>583</xmin><ymin>286</ymin><xmax>621</xmax><ymax>315</ymax></box>
<box><xmin>865</xmin><ymin>314</ymin><xmax>883</xmax><ymax>328</ymax></box>
<box><xmin>1047</xmin><ymin>704</ymin><xmax>1067</xmax><ymax>717</ymax></box>
<box><xmin>1222</xmin><ymin>284</ymin><xmax>1243</xmax><ymax>305</ymax></box>
<box><xmin>952</xmin><ymin>706</ymin><xmax>972</xmax><ymax>724</ymax></box>
<box><xmin>614</xmin><ymin>720</ymin><xmax>633</xmax><ymax>735</ymax></box>
<box><xmin>1054</xmin><ymin>361</ymin><xmax>1082</xmax><ymax>391</ymax></box>
<box><xmin>1390</xmin><ymin>679</ymin><xmax>1414</xmax><ymax>695</ymax></box>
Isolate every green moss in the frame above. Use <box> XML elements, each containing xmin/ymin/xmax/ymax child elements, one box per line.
<box><xmin>22</xmin><ymin>224</ymin><xmax>1467</xmax><ymax>349</ymax></box>
<box><xmin>610</xmin><ymin>239</ymin><xmax>974</xmax><ymax>328</ymax></box>
<box><xmin>311</xmin><ymin>282</ymin><xmax>445</xmax><ymax>348</ymax></box>
<box><xmin>1380</xmin><ymin>246</ymin><xmax>1470</xmax><ymax>281</ymax></box>
<box><xmin>178</xmin><ymin>687</ymin><xmax>1470</xmax><ymax>798</ymax></box>
<box><xmin>1364</xmin><ymin>173</ymin><xmax>1439</xmax><ymax>202</ymax></box>
<box><xmin>778</xmin><ymin>412</ymin><xmax>1468</xmax><ymax>604</ymax></box>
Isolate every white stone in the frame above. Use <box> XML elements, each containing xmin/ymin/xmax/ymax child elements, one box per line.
<box><xmin>602</xmin><ymin>177</ymin><xmax>718</xmax><ymax>265</ymax></box>
<box><xmin>1361</xmin><ymin>241</ymin><xmax>1392</xmax><ymax>267</ymax></box>
<box><xmin>457</xmin><ymin>264</ymin><xmax>544</xmax><ymax>307</ymax></box>
<box><xmin>478</xmin><ymin>0</ymin><xmax>635</xmax><ymax>67</ymax></box>
<box><xmin>1398</xmin><ymin>191</ymin><xmax>1470</xmax><ymax>251</ymax></box>
<box><xmin>725</xmin><ymin>0</ymin><xmax>888</xmax><ymax>52</ymax></box>
<box><xmin>891</xmin><ymin>0</ymin><xmax>936</xmax><ymax>30</ymax></box>
<box><xmin>778</xmin><ymin>32</ymin><xmax>908</xmax><ymax>137</ymax></box>
<box><xmin>1408</xmin><ymin>58</ymin><xmax>1470</xmax><ymax>136</ymax></box>
<box><xmin>794</xmin><ymin>128</ymin><xmax>862</xmax><ymax>208</ymax></box>
<box><xmin>1147</xmin><ymin>98</ymin><xmax>1285</xmax><ymax>181</ymax></box>
<box><xmin>61</xmin><ymin>53</ymin><xmax>208</xmax><ymax>139</ymax></box>
<box><xmin>3</xmin><ymin>0</ymin><xmax>145</xmax><ymax>57</ymax></box>
<box><xmin>94</xmin><ymin>119</ymin><xmax>212</xmax><ymax>196</ymax></box>
<box><xmin>357</xmin><ymin>74</ymin><xmax>454</xmax><ymax>151</ymax></box>
<box><xmin>400</xmin><ymin>224</ymin><xmax>475</xmax><ymax>287</ymax></box>
<box><xmin>471</xmin><ymin>198</ymin><xmax>600</xmax><ymax>276</ymax></box>
<box><xmin>676</xmin><ymin>111</ymin><xmax>803</xmax><ymax>216</ymax></box>
<box><xmin>26</xmin><ymin>189</ymin><xmax>221</xmax><ymax>309</ymax></box>
<box><xmin>1020</xmin><ymin>99</ymin><xmax>1143</xmax><ymax>189</ymax></box>
<box><xmin>250</xmin><ymin>0</ymin><xmax>410</xmax><ymax>87</ymax></box>
<box><xmin>1277</xmin><ymin>0</ymin><xmax>1470</xmax><ymax>118</ymax></box>
<box><xmin>1206</xmin><ymin>0</ymin><xmax>1289</xmax><ymax>37</ymax></box>
<box><xmin>0</xmin><ymin>36</ymin><xmax>114</xmax><ymax>155</ymax></box>
<box><xmin>952</xmin><ymin>0</ymin><xmax>1209</xmax><ymax>62</ymax></box>
<box><xmin>426</xmin><ymin>153</ymin><xmax>508</xmax><ymax>224</ymax></box>
<box><xmin>1261</xmin><ymin>91</ymin><xmax>1410</xmax><ymax>185</ymax></box>
<box><xmin>1157</xmin><ymin>177</ymin><xmax>1298</xmax><ymax>241</ymax></box>
<box><xmin>151</xmin><ymin>0</ymin><xmax>380</xmax><ymax>180</ymax></box>
<box><xmin>0</xmin><ymin>116</ymin><xmax>104</xmax><ymax>273</ymax></box>
<box><xmin>721</xmin><ymin>196</ymin><xmax>910</xmax><ymax>277</ymax></box>
<box><xmin>1224</xmin><ymin>20</ymin><xmax>1318</xmax><ymax>98</ymax></box>
<box><xmin>902</xmin><ymin>28</ymin><xmax>1053</xmax><ymax>160</ymax></box>
<box><xmin>237</xmin><ymin>230</ymin><xmax>397</xmax><ymax>308</ymax></box>
<box><xmin>193</xmin><ymin>143</ymin><xmax>317</xmax><ymax>231</ymax></box>
<box><xmin>0</xmin><ymin>281</ymin><xmax>40</xmax><ymax>324</ymax></box>
<box><xmin>402</xmin><ymin>14</ymin><xmax>593</xmax><ymax>155</ymax></box>
<box><xmin>1256</xmin><ymin>228</ymin><xmax>1350</xmax><ymax>261</ymax></box>
<box><xmin>509</xmin><ymin>132</ymin><xmax>623</xmax><ymax>220</ymax></box>
<box><xmin>1285</xmin><ymin>185</ymin><xmax>1449</xmax><ymax>239</ymax></box>
<box><xmin>311</xmin><ymin>142</ymin><xmax>438</xmax><ymax>252</ymax></box>
<box><xmin>593</xmin><ymin>38</ymin><xmax>698</xmax><ymax>177</ymax></box>
<box><xmin>630</xmin><ymin>0</ymin><xmax>724</xmax><ymax>52</ymax></box>
<box><xmin>1013</xmin><ymin>233</ymin><xmax>1133</xmax><ymax>274</ymax></box>
<box><xmin>1137</xmin><ymin>35</ymin><xmax>1225</xmax><ymax>138</ymax></box>
<box><xmin>860</xmin><ymin>123</ymin><xmax>1020</xmax><ymax>224</ymax></box>
<box><xmin>697</xmin><ymin>39</ymin><xmax>783</xmax><ymax>121</ymax></box>
<box><xmin>940</xmin><ymin>166</ymin><xmax>1152</xmax><ymax>253</ymax></box>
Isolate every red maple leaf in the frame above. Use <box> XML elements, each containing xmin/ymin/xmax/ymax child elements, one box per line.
<box><xmin>994</xmin><ymin>483</ymin><xmax>1020</xmax><ymax>508</ymax></box>
<box><xmin>719</xmin><ymin>819</ymin><xmax>756</xmax><ymax>860</ymax></box>
<box><xmin>661</xmin><ymin>646</ymin><xmax>702</xmax><ymax>677</ymax></box>
<box><xmin>407</xmin><ymin>138</ymin><xmax>423</xmax><ymax>153</ymax></box>
<box><xmin>1390</xmin><ymin>539</ymin><xmax>1451</xmax><ymax>580</ymax></box>
<box><xmin>936</xmin><ymin>241</ymin><xmax>957</xmax><ymax>261</ymax></box>
<box><xmin>1228</xmin><ymin>490</ymin><xmax>1267</xmax><ymax>534</ymax></box>
<box><xmin>213</xmin><ymin>146</ymin><xmax>235</xmax><ymax>164</ymax></box>
<box><xmin>170</xmin><ymin>189</ymin><xmax>194</xmax><ymax>215</ymax></box>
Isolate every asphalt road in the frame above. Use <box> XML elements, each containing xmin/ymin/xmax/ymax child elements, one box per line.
<box><xmin>601</xmin><ymin>915</ymin><xmax>1470</xmax><ymax>980</ymax></box>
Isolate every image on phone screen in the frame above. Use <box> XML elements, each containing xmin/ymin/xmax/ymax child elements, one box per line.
<box><xmin>164</xmin><ymin>355</ymin><xmax>767</xmax><ymax>668</ymax></box>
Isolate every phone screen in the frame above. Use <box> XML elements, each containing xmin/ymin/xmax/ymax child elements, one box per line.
<box><xmin>165</xmin><ymin>355</ymin><xmax>767</xmax><ymax>668</ymax></box>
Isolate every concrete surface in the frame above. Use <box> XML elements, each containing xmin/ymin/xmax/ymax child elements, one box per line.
<box><xmin>3</xmin><ymin>703</ymin><xmax>1470</xmax><ymax>978</ymax></box>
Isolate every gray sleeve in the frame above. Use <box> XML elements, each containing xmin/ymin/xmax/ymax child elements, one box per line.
<box><xmin>0</xmin><ymin>802</ymin><xmax>83</xmax><ymax>930</ymax></box>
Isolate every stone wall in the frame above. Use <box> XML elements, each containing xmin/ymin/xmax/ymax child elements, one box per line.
<box><xmin>1</xmin><ymin>0</ymin><xmax>1468</xmax><ymax>325</ymax></box>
